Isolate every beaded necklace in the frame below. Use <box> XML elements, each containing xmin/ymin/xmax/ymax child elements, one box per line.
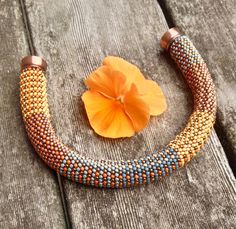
<box><xmin>20</xmin><ymin>28</ymin><xmax>216</xmax><ymax>188</ymax></box>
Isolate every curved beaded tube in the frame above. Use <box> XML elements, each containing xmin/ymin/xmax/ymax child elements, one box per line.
<box><xmin>20</xmin><ymin>28</ymin><xmax>216</xmax><ymax>188</ymax></box>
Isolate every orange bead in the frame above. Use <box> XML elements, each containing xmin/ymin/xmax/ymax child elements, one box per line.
<box><xmin>80</xmin><ymin>167</ymin><xmax>85</xmax><ymax>172</ymax></box>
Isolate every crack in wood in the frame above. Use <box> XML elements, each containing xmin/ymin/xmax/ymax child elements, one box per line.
<box><xmin>157</xmin><ymin>0</ymin><xmax>175</xmax><ymax>28</ymax></box>
<box><xmin>19</xmin><ymin>0</ymin><xmax>36</xmax><ymax>55</ymax></box>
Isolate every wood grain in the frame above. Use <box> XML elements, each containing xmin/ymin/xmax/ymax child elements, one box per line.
<box><xmin>164</xmin><ymin>0</ymin><xmax>236</xmax><ymax>173</ymax></box>
<box><xmin>23</xmin><ymin>0</ymin><xmax>236</xmax><ymax>228</ymax></box>
<box><xmin>0</xmin><ymin>1</ymin><xmax>65</xmax><ymax>228</ymax></box>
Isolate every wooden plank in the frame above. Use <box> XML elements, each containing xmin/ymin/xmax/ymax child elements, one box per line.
<box><xmin>0</xmin><ymin>1</ymin><xmax>66</xmax><ymax>228</ymax></box>
<box><xmin>164</xmin><ymin>0</ymin><xmax>236</xmax><ymax>173</ymax></box>
<box><xmin>24</xmin><ymin>0</ymin><xmax>236</xmax><ymax>228</ymax></box>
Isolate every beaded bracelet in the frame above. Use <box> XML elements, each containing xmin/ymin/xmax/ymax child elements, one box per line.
<box><xmin>20</xmin><ymin>28</ymin><xmax>216</xmax><ymax>188</ymax></box>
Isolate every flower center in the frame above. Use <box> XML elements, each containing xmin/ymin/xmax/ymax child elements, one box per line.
<box><xmin>116</xmin><ymin>95</ymin><xmax>125</xmax><ymax>103</ymax></box>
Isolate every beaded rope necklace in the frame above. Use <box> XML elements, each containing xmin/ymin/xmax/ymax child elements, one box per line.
<box><xmin>20</xmin><ymin>28</ymin><xmax>216</xmax><ymax>188</ymax></box>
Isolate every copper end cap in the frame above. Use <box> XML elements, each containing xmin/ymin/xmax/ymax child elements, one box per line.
<box><xmin>21</xmin><ymin>56</ymin><xmax>47</xmax><ymax>71</ymax></box>
<box><xmin>160</xmin><ymin>27</ymin><xmax>183</xmax><ymax>51</ymax></box>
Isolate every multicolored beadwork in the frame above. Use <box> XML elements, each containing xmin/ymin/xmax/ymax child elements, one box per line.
<box><xmin>20</xmin><ymin>28</ymin><xmax>216</xmax><ymax>188</ymax></box>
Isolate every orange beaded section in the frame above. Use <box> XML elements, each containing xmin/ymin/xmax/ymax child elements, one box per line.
<box><xmin>20</xmin><ymin>67</ymin><xmax>50</xmax><ymax>119</ymax></box>
<box><xmin>168</xmin><ymin>111</ymin><xmax>215</xmax><ymax>167</ymax></box>
<box><xmin>24</xmin><ymin>113</ymin><xmax>68</xmax><ymax>171</ymax></box>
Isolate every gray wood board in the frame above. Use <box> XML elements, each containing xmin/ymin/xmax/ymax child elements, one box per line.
<box><xmin>0</xmin><ymin>0</ymin><xmax>65</xmax><ymax>228</ymax></box>
<box><xmin>164</xmin><ymin>0</ymin><xmax>236</xmax><ymax>172</ymax></box>
<box><xmin>24</xmin><ymin>0</ymin><xmax>236</xmax><ymax>228</ymax></box>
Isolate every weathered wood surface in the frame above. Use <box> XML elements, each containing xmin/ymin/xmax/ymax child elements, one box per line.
<box><xmin>22</xmin><ymin>0</ymin><xmax>236</xmax><ymax>228</ymax></box>
<box><xmin>164</xmin><ymin>0</ymin><xmax>236</xmax><ymax>173</ymax></box>
<box><xmin>0</xmin><ymin>0</ymin><xmax>66</xmax><ymax>228</ymax></box>
<box><xmin>1</xmin><ymin>0</ymin><xmax>236</xmax><ymax>228</ymax></box>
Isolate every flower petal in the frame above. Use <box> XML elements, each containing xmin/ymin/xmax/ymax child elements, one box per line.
<box><xmin>124</xmin><ymin>85</ymin><xmax>150</xmax><ymax>131</ymax></box>
<box><xmin>85</xmin><ymin>66</ymin><xmax>127</xmax><ymax>99</ymax></box>
<box><xmin>103</xmin><ymin>56</ymin><xmax>145</xmax><ymax>89</ymax></box>
<box><xmin>136</xmin><ymin>80</ymin><xmax>167</xmax><ymax>116</ymax></box>
<box><xmin>82</xmin><ymin>90</ymin><xmax>134</xmax><ymax>138</ymax></box>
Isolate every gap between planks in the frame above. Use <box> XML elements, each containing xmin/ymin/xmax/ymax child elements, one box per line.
<box><xmin>18</xmin><ymin>0</ymin><xmax>72</xmax><ymax>228</ymax></box>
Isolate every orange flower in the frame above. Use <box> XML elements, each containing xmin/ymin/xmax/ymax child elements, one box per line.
<box><xmin>82</xmin><ymin>56</ymin><xmax>167</xmax><ymax>138</ymax></box>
